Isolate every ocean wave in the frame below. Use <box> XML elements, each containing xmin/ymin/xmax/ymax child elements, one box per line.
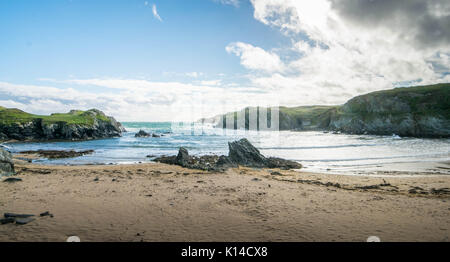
<box><xmin>294</xmin><ymin>152</ymin><xmax>450</xmax><ymax>162</ymax></box>
<box><xmin>258</xmin><ymin>143</ymin><xmax>379</xmax><ymax>150</ymax></box>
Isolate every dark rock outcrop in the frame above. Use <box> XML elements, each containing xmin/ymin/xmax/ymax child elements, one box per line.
<box><xmin>0</xmin><ymin>148</ymin><xmax>14</xmax><ymax>176</ymax></box>
<box><xmin>155</xmin><ymin>149</ymin><xmax>224</xmax><ymax>171</ymax></box>
<box><xmin>19</xmin><ymin>149</ymin><xmax>94</xmax><ymax>159</ymax></box>
<box><xmin>228</xmin><ymin>139</ymin><xmax>267</xmax><ymax>167</ymax></box>
<box><xmin>154</xmin><ymin>138</ymin><xmax>301</xmax><ymax>171</ymax></box>
<box><xmin>135</xmin><ymin>130</ymin><xmax>162</xmax><ymax>138</ymax></box>
<box><xmin>135</xmin><ymin>130</ymin><xmax>151</xmax><ymax>137</ymax></box>
<box><xmin>266</xmin><ymin>157</ymin><xmax>304</xmax><ymax>169</ymax></box>
<box><xmin>176</xmin><ymin>147</ymin><xmax>190</xmax><ymax>166</ymax></box>
<box><xmin>228</xmin><ymin>139</ymin><xmax>302</xmax><ymax>169</ymax></box>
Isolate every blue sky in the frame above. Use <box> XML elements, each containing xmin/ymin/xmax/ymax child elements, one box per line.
<box><xmin>0</xmin><ymin>0</ymin><xmax>287</xmax><ymax>84</ymax></box>
<box><xmin>0</xmin><ymin>0</ymin><xmax>449</xmax><ymax>121</ymax></box>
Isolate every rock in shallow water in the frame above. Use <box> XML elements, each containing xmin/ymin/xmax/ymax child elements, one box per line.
<box><xmin>135</xmin><ymin>130</ymin><xmax>151</xmax><ymax>137</ymax></box>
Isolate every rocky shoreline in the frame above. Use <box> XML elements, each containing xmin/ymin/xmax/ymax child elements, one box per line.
<box><xmin>155</xmin><ymin>138</ymin><xmax>302</xmax><ymax>171</ymax></box>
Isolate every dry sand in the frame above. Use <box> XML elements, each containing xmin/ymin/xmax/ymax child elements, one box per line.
<box><xmin>0</xmin><ymin>158</ymin><xmax>449</xmax><ymax>242</ymax></box>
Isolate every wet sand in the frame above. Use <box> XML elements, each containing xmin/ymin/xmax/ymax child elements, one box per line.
<box><xmin>0</xmin><ymin>159</ymin><xmax>449</xmax><ymax>242</ymax></box>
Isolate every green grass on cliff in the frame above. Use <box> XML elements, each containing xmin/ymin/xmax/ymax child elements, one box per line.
<box><xmin>341</xmin><ymin>83</ymin><xmax>450</xmax><ymax>119</ymax></box>
<box><xmin>0</xmin><ymin>108</ymin><xmax>110</xmax><ymax>126</ymax></box>
<box><xmin>280</xmin><ymin>105</ymin><xmax>338</xmax><ymax>119</ymax></box>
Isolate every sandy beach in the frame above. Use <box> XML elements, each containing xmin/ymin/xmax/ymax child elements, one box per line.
<box><xmin>0</xmin><ymin>156</ymin><xmax>449</xmax><ymax>242</ymax></box>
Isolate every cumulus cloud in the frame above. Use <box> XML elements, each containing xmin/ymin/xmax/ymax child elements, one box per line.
<box><xmin>152</xmin><ymin>4</ymin><xmax>163</xmax><ymax>22</ymax></box>
<box><xmin>226</xmin><ymin>0</ymin><xmax>450</xmax><ymax>106</ymax></box>
<box><xmin>330</xmin><ymin>0</ymin><xmax>450</xmax><ymax>49</ymax></box>
<box><xmin>226</xmin><ymin>42</ymin><xmax>286</xmax><ymax>73</ymax></box>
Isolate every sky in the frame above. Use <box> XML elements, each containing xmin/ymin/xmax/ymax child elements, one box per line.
<box><xmin>0</xmin><ymin>0</ymin><xmax>449</xmax><ymax>121</ymax></box>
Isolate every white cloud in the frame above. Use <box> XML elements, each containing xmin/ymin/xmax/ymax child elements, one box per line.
<box><xmin>0</xmin><ymin>79</ymin><xmax>279</xmax><ymax>122</ymax></box>
<box><xmin>185</xmin><ymin>72</ymin><xmax>203</xmax><ymax>78</ymax></box>
<box><xmin>152</xmin><ymin>4</ymin><xmax>163</xmax><ymax>22</ymax></box>
<box><xmin>225</xmin><ymin>0</ymin><xmax>450</xmax><ymax>106</ymax></box>
<box><xmin>199</xmin><ymin>80</ymin><xmax>222</xmax><ymax>86</ymax></box>
<box><xmin>226</xmin><ymin>42</ymin><xmax>286</xmax><ymax>73</ymax></box>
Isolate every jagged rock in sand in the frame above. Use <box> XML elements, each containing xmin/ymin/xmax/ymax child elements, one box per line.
<box><xmin>266</xmin><ymin>157</ymin><xmax>303</xmax><ymax>170</ymax></box>
<box><xmin>0</xmin><ymin>148</ymin><xmax>14</xmax><ymax>176</ymax></box>
<box><xmin>228</xmin><ymin>139</ymin><xmax>302</xmax><ymax>169</ymax></box>
<box><xmin>228</xmin><ymin>139</ymin><xmax>267</xmax><ymax>167</ymax></box>
<box><xmin>216</xmin><ymin>155</ymin><xmax>237</xmax><ymax>169</ymax></box>
<box><xmin>19</xmin><ymin>149</ymin><xmax>94</xmax><ymax>159</ymax></box>
<box><xmin>155</xmin><ymin>149</ymin><xmax>224</xmax><ymax>171</ymax></box>
<box><xmin>154</xmin><ymin>138</ymin><xmax>301</xmax><ymax>171</ymax></box>
<box><xmin>176</xmin><ymin>147</ymin><xmax>190</xmax><ymax>166</ymax></box>
<box><xmin>135</xmin><ymin>130</ymin><xmax>151</xmax><ymax>137</ymax></box>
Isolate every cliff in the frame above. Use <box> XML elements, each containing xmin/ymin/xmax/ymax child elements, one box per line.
<box><xmin>0</xmin><ymin>108</ymin><xmax>125</xmax><ymax>141</ymax></box>
<box><xmin>330</xmin><ymin>83</ymin><xmax>450</xmax><ymax>137</ymax></box>
<box><xmin>202</xmin><ymin>83</ymin><xmax>450</xmax><ymax>138</ymax></box>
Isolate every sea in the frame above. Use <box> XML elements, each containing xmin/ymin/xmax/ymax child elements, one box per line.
<box><xmin>3</xmin><ymin>122</ymin><xmax>450</xmax><ymax>176</ymax></box>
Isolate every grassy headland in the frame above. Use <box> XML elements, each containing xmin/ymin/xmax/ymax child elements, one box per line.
<box><xmin>0</xmin><ymin>107</ymin><xmax>110</xmax><ymax>126</ymax></box>
<box><xmin>0</xmin><ymin>108</ymin><xmax>124</xmax><ymax>141</ymax></box>
<box><xmin>203</xmin><ymin>83</ymin><xmax>450</xmax><ymax>137</ymax></box>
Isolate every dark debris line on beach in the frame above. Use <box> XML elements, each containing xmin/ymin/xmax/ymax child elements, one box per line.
<box><xmin>0</xmin><ymin>212</ymin><xmax>54</xmax><ymax>225</ymax></box>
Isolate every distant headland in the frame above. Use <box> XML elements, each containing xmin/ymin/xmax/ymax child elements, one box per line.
<box><xmin>201</xmin><ymin>83</ymin><xmax>450</xmax><ymax>138</ymax></box>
